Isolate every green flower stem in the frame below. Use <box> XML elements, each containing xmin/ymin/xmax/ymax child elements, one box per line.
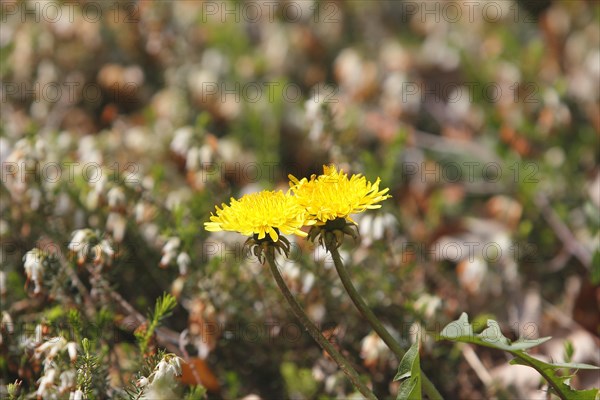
<box><xmin>329</xmin><ymin>246</ymin><xmax>444</xmax><ymax>400</ymax></box>
<box><xmin>265</xmin><ymin>248</ymin><xmax>377</xmax><ymax>400</ymax></box>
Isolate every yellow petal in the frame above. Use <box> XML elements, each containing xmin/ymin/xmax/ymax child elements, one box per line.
<box><xmin>268</xmin><ymin>228</ymin><xmax>279</xmax><ymax>242</ymax></box>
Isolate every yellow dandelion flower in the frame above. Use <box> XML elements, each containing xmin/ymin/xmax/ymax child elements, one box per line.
<box><xmin>288</xmin><ymin>165</ymin><xmax>391</xmax><ymax>225</ymax></box>
<box><xmin>204</xmin><ymin>190</ymin><xmax>311</xmax><ymax>242</ymax></box>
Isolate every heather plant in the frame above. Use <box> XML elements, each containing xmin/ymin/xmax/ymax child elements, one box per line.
<box><xmin>1</xmin><ymin>1</ymin><xmax>599</xmax><ymax>399</ymax></box>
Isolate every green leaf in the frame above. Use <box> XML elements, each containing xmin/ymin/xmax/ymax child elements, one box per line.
<box><xmin>138</xmin><ymin>293</ymin><xmax>178</xmax><ymax>355</ymax></box>
<box><xmin>440</xmin><ymin>313</ymin><xmax>600</xmax><ymax>400</ymax></box>
<box><xmin>509</xmin><ymin>355</ymin><xmax>600</xmax><ymax>400</ymax></box>
<box><xmin>542</xmin><ymin>361</ymin><xmax>600</xmax><ymax>370</ymax></box>
<box><xmin>591</xmin><ymin>250</ymin><xmax>600</xmax><ymax>285</ymax></box>
<box><xmin>394</xmin><ymin>341</ymin><xmax>422</xmax><ymax>400</ymax></box>
<box><xmin>184</xmin><ymin>385</ymin><xmax>208</xmax><ymax>400</ymax></box>
<box><xmin>152</xmin><ymin>292</ymin><xmax>177</xmax><ymax>323</ymax></box>
<box><xmin>280</xmin><ymin>361</ymin><xmax>319</xmax><ymax>398</ymax></box>
<box><xmin>509</xmin><ymin>357</ymin><xmax>600</xmax><ymax>371</ymax></box>
<box><xmin>396</xmin><ymin>377</ymin><xmax>420</xmax><ymax>400</ymax></box>
<box><xmin>563</xmin><ymin>340</ymin><xmax>575</xmax><ymax>363</ymax></box>
<box><xmin>441</xmin><ymin>312</ymin><xmax>551</xmax><ymax>351</ymax></box>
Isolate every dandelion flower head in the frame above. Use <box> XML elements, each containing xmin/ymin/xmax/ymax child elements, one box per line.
<box><xmin>204</xmin><ymin>190</ymin><xmax>311</xmax><ymax>242</ymax></box>
<box><xmin>288</xmin><ymin>165</ymin><xmax>391</xmax><ymax>225</ymax></box>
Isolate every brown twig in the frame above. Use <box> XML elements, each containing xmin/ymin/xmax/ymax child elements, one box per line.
<box><xmin>412</xmin><ymin>127</ymin><xmax>504</xmax><ymax>165</ymax></box>
<box><xmin>534</xmin><ymin>193</ymin><xmax>592</xmax><ymax>269</ymax></box>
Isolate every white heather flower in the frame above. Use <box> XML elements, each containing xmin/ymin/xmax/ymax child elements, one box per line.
<box><xmin>142</xmin><ymin>223</ymin><xmax>160</xmax><ymax>243</ymax></box>
<box><xmin>54</xmin><ymin>193</ymin><xmax>72</xmax><ymax>216</ymax></box>
<box><xmin>93</xmin><ymin>175</ymin><xmax>107</xmax><ymax>194</ymax></box>
<box><xmin>140</xmin><ymin>355</ymin><xmax>184</xmax><ymax>400</ymax></box>
<box><xmin>0</xmin><ymin>219</ymin><xmax>8</xmax><ymax>236</ymax></box>
<box><xmin>68</xmin><ymin>229</ymin><xmax>91</xmax><ymax>252</ymax></box>
<box><xmin>163</xmin><ymin>237</ymin><xmax>181</xmax><ymax>253</ymax></box>
<box><xmin>4</xmin><ymin>140</ymin><xmax>31</xmax><ymax>202</ymax></box>
<box><xmin>413</xmin><ymin>294</ymin><xmax>442</xmax><ymax>319</ymax></box>
<box><xmin>161</xmin><ymin>356</ymin><xmax>182</xmax><ymax>375</ymax></box>
<box><xmin>456</xmin><ymin>256</ymin><xmax>488</xmax><ymax>295</ymax></box>
<box><xmin>37</xmin><ymin>368</ymin><xmax>57</xmax><ymax>398</ymax></box>
<box><xmin>66</xmin><ymin>342</ymin><xmax>77</xmax><ymax>362</ymax></box>
<box><xmin>23</xmin><ymin>248</ymin><xmax>45</xmax><ymax>294</ymax></box>
<box><xmin>360</xmin><ymin>331</ymin><xmax>390</xmax><ymax>369</ymax></box>
<box><xmin>93</xmin><ymin>239</ymin><xmax>115</xmax><ymax>266</ymax></box>
<box><xmin>107</xmin><ymin>187</ymin><xmax>126</xmax><ymax>209</ymax></box>
<box><xmin>86</xmin><ymin>190</ymin><xmax>99</xmax><ymax>210</ymax></box>
<box><xmin>305</xmin><ymin>94</ymin><xmax>325</xmax><ymax>141</ymax></box>
<box><xmin>1</xmin><ymin>312</ymin><xmax>13</xmax><ymax>345</ymax></box>
<box><xmin>101</xmin><ymin>239</ymin><xmax>115</xmax><ymax>256</ymax></box>
<box><xmin>35</xmin><ymin>323</ymin><xmax>44</xmax><ymax>343</ymax></box>
<box><xmin>77</xmin><ymin>136</ymin><xmax>102</xmax><ymax>165</ymax></box>
<box><xmin>186</xmin><ymin>146</ymin><xmax>201</xmax><ymax>171</ymax></box>
<box><xmin>0</xmin><ymin>270</ymin><xmax>6</xmax><ymax>296</ymax></box>
<box><xmin>28</xmin><ymin>187</ymin><xmax>42</xmax><ymax>210</ymax></box>
<box><xmin>170</xmin><ymin>126</ymin><xmax>194</xmax><ymax>157</ymax></box>
<box><xmin>137</xmin><ymin>376</ymin><xmax>149</xmax><ymax>387</ymax></box>
<box><xmin>408</xmin><ymin>322</ymin><xmax>434</xmax><ymax>352</ymax></box>
<box><xmin>2</xmin><ymin>312</ymin><xmax>13</xmax><ymax>333</ymax></box>
<box><xmin>106</xmin><ymin>212</ymin><xmax>127</xmax><ymax>242</ymax></box>
<box><xmin>86</xmin><ymin>175</ymin><xmax>107</xmax><ymax>210</ymax></box>
<box><xmin>69</xmin><ymin>229</ymin><xmax>95</xmax><ymax>265</ymax></box>
<box><xmin>159</xmin><ymin>252</ymin><xmax>173</xmax><ymax>268</ymax></box>
<box><xmin>165</xmin><ymin>188</ymin><xmax>192</xmax><ymax>211</ymax></box>
<box><xmin>159</xmin><ymin>237</ymin><xmax>181</xmax><ymax>268</ymax></box>
<box><xmin>199</xmin><ymin>144</ymin><xmax>213</xmax><ymax>164</ymax></box>
<box><xmin>302</xmin><ymin>272</ymin><xmax>315</xmax><ymax>294</ymax></box>
<box><xmin>35</xmin><ymin>336</ymin><xmax>67</xmax><ymax>361</ymax></box>
<box><xmin>185</xmin><ymin>144</ymin><xmax>214</xmax><ymax>178</ymax></box>
<box><xmin>59</xmin><ymin>369</ymin><xmax>76</xmax><ymax>393</ymax></box>
<box><xmin>587</xmin><ymin>172</ymin><xmax>600</xmax><ymax>208</ymax></box>
<box><xmin>176</xmin><ymin>252</ymin><xmax>191</xmax><ymax>275</ymax></box>
<box><xmin>94</xmin><ymin>176</ymin><xmax>107</xmax><ymax>192</ymax></box>
<box><xmin>154</xmin><ymin>355</ymin><xmax>183</xmax><ymax>380</ymax></box>
<box><xmin>135</xmin><ymin>202</ymin><xmax>149</xmax><ymax>223</ymax></box>
<box><xmin>358</xmin><ymin>212</ymin><xmax>397</xmax><ymax>246</ymax></box>
<box><xmin>70</xmin><ymin>389</ymin><xmax>84</xmax><ymax>400</ymax></box>
<box><xmin>142</xmin><ymin>176</ymin><xmax>154</xmax><ymax>191</ymax></box>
